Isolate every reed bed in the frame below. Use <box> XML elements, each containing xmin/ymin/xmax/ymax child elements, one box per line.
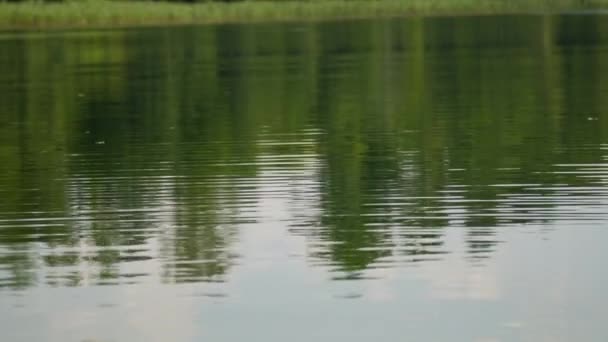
<box><xmin>1</xmin><ymin>0</ymin><xmax>607</xmax><ymax>30</ymax></box>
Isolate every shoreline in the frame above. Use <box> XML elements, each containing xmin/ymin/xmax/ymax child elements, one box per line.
<box><xmin>1</xmin><ymin>0</ymin><xmax>608</xmax><ymax>31</ymax></box>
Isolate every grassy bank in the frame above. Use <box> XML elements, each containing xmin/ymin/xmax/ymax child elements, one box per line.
<box><xmin>1</xmin><ymin>0</ymin><xmax>608</xmax><ymax>30</ymax></box>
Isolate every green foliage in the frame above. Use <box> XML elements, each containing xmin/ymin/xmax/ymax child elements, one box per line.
<box><xmin>0</xmin><ymin>0</ymin><xmax>608</xmax><ymax>29</ymax></box>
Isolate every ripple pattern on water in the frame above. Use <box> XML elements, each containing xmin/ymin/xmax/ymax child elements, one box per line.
<box><xmin>2</xmin><ymin>16</ymin><xmax>608</xmax><ymax>292</ymax></box>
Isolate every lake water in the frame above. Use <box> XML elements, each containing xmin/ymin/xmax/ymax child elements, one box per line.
<box><xmin>1</xmin><ymin>14</ymin><xmax>608</xmax><ymax>341</ymax></box>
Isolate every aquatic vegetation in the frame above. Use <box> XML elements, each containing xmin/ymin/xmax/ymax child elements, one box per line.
<box><xmin>0</xmin><ymin>0</ymin><xmax>607</xmax><ymax>30</ymax></box>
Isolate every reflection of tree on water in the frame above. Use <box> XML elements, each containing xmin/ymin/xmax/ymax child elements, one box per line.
<box><xmin>159</xmin><ymin>145</ymin><xmax>254</xmax><ymax>283</ymax></box>
<box><xmin>1</xmin><ymin>16</ymin><xmax>608</xmax><ymax>289</ymax></box>
<box><xmin>293</xmin><ymin>15</ymin><xmax>608</xmax><ymax>275</ymax></box>
<box><xmin>161</xmin><ymin>184</ymin><xmax>240</xmax><ymax>283</ymax></box>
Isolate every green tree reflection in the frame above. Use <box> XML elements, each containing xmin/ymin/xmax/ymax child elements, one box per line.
<box><xmin>1</xmin><ymin>16</ymin><xmax>608</xmax><ymax>289</ymax></box>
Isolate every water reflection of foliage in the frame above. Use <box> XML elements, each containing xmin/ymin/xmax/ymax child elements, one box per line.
<box><xmin>1</xmin><ymin>15</ymin><xmax>608</xmax><ymax>288</ymax></box>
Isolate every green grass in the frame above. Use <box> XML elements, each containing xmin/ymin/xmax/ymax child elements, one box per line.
<box><xmin>1</xmin><ymin>0</ymin><xmax>608</xmax><ymax>30</ymax></box>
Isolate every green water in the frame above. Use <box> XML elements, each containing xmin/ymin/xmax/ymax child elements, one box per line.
<box><xmin>1</xmin><ymin>14</ymin><xmax>608</xmax><ymax>341</ymax></box>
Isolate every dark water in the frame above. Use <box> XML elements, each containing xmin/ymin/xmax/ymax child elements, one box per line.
<box><xmin>1</xmin><ymin>14</ymin><xmax>608</xmax><ymax>341</ymax></box>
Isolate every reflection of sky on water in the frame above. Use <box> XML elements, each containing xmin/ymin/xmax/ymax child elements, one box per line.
<box><xmin>3</xmin><ymin>224</ymin><xmax>607</xmax><ymax>342</ymax></box>
<box><xmin>3</xmin><ymin>157</ymin><xmax>608</xmax><ymax>341</ymax></box>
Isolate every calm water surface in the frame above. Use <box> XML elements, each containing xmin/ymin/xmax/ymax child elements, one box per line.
<box><xmin>1</xmin><ymin>14</ymin><xmax>608</xmax><ymax>341</ymax></box>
